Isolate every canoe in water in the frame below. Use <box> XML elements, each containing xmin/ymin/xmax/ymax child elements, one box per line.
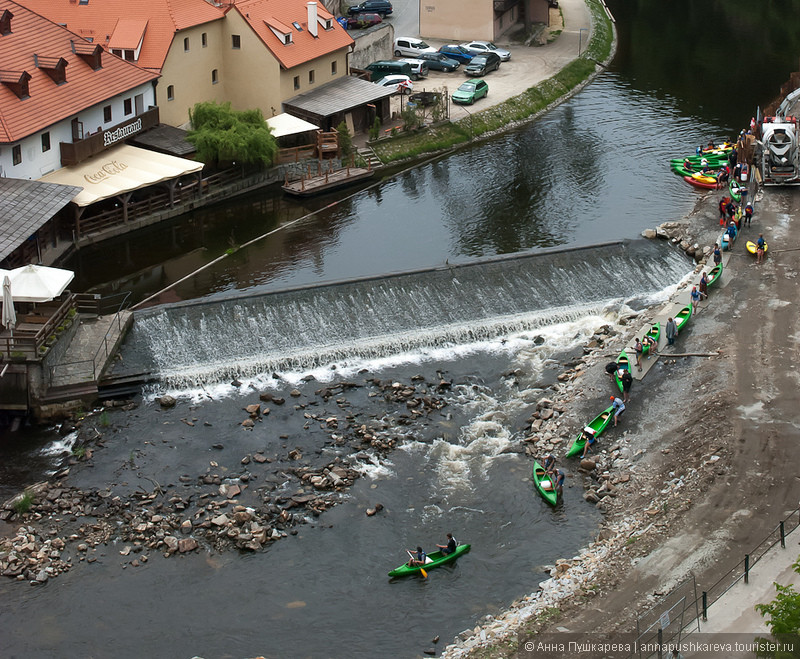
<box><xmin>532</xmin><ymin>461</ymin><xmax>558</xmax><ymax>506</ymax></box>
<box><xmin>388</xmin><ymin>544</ymin><xmax>471</xmax><ymax>578</ymax></box>
<box><xmin>674</xmin><ymin>304</ymin><xmax>692</xmax><ymax>331</ymax></box>
<box><xmin>683</xmin><ymin>175</ymin><xmax>718</xmax><ymax>190</ymax></box>
<box><xmin>746</xmin><ymin>240</ymin><xmax>767</xmax><ymax>255</ymax></box>
<box><xmin>565</xmin><ymin>405</ymin><xmax>614</xmax><ymax>458</ymax></box>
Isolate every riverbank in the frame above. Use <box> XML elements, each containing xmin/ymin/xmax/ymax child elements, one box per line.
<box><xmin>440</xmin><ymin>181</ymin><xmax>800</xmax><ymax>657</ymax></box>
<box><xmin>367</xmin><ymin>0</ymin><xmax>615</xmax><ymax>164</ymax></box>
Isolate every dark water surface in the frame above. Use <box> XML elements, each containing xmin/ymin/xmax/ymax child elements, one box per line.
<box><xmin>4</xmin><ymin>2</ymin><xmax>800</xmax><ymax>657</ymax></box>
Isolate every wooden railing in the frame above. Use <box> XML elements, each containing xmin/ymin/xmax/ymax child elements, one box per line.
<box><xmin>277</xmin><ymin>144</ymin><xmax>318</xmax><ymax>163</ymax></box>
<box><xmin>0</xmin><ymin>294</ymin><xmax>77</xmax><ymax>361</ymax></box>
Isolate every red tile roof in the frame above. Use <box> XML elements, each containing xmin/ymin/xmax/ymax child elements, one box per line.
<box><xmin>108</xmin><ymin>18</ymin><xmax>148</xmax><ymax>50</ymax></box>
<box><xmin>18</xmin><ymin>0</ymin><xmax>224</xmax><ymax>72</ymax></box>
<box><xmin>0</xmin><ymin>0</ymin><xmax>158</xmax><ymax>143</ymax></box>
<box><xmin>232</xmin><ymin>0</ymin><xmax>353</xmax><ymax>70</ymax></box>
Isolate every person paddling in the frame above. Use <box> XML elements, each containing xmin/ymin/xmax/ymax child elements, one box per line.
<box><xmin>407</xmin><ymin>546</ymin><xmax>427</xmax><ymax>567</ymax></box>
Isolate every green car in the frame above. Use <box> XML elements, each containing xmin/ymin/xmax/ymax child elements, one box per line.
<box><xmin>452</xmin><ymin>79</ymin><xmax>488</xmax><ymax>105</ymax></box>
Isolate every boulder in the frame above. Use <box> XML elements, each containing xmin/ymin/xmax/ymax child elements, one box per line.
<box><xmin>245</xmin><ymin>404</ymin><xmax>261</xmax><ymax>417</ymax></box>
<box><xmin>641</xmin><ymin>228</ymin><xmax>657</xmax><ymax>239</ymax></box>
<box><xmin>158</xmin><ymin>395</ymin><xmax>177</xmax><ymax>408</ymax></box>
<box><xmin>164</xmin><ymin>536</ymin><xmax>179</xmax><ymax>552</ymax></box>
<box><xmin>580</xmin><ymin>458</ymin><xmax>597</xmax><ymax>471</ymax></box>
<box><xmin>178</xmin><ymin>538</ymin><xmax>198</xmax><ymax>553</ymax></box>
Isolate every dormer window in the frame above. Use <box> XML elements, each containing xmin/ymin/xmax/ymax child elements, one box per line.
<box><xmin>0</xmin><ymin>70</ymin><xmax>31</xmax><ymax>99</ymax></box>
<box><xmin>0</xmin><ymin>9</ymin><xmax>12</xmax><ymax>36</ymax></box>
<box><xmin>35</xmin><ymin>55</ymin><xmax>68</xmax><ymax>84</ymax></box>
<box><xmin>73</xmin><ymin>41</ymin><xmax>103</xmax><ymax>69</ymax></box>
<box><xmin>266</xmin><ymin>18</ymin><xmax>293</xmax><ymax>45</ymax></box>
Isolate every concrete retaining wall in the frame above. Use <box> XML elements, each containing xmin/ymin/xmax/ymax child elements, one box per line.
<box><xmin>349</xmin><ymin>23</ymin><xmax>395</xmax><ymax>69</ymax></box>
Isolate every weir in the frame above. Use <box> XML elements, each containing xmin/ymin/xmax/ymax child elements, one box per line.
<box><xmin>112</xmin><ymin>240</ymin><xmax>690</xmax><ymax>387</ymax></box>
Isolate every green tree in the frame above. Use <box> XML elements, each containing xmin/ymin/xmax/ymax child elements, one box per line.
<box><xmin>336</xmin><ymin>121</ymin><xmax>354</xmax><ymax>160</ymax></box>
<box><xmin>187</xmin><ymin>101</ymin><xmax>277</xmax><ymax>168</ymax></box>
<box><xmin>754</xmin><ymin>556</ymin><xmax>800</xmax><ymax>658</ymax></box>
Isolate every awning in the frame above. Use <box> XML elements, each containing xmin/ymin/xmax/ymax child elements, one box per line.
<box><xmin>38</xmin><ymin>144</ymin><xmax>203</xmax><ymax>207</ymax></box>
<box><xmin>266</xmin><ymin>113</ymin><xmax>320</xmax><ymax>137</ymax></box>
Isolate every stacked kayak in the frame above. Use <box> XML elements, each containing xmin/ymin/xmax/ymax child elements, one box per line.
<box><xmin>388</xmin><ymin>544</ymin><xmax>471</xmax><ymax>577</ymax></box>
<box><xmin>532</xmin><ymin>461</ymin><xmax>558</xmax><ymax>506</ymax></box>
<box><xmin>566</xmin><ymin>405</ymin><xmax>614</xmax><ymax>458</ymax></box>
<box><xmin>683</xmin><ymin>172</ymin><xmax>719</xmax><ymax>190</ymax></box>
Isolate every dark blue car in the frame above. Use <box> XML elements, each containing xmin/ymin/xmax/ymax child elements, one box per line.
<box><xmin>437</xmin><ymin>44</ymin><xmax>474</xmax><ymax>64</ymax></box>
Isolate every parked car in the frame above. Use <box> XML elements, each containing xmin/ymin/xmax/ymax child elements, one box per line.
<box><xmin>452</xmin><ymin>79</ymin><xmax>488</xmax><ymax>105</ymax></box>
<box><xmin>364</xmin><ymin>60</ymin><xmax>413</xmax><ymax>82</ymax></box>
<box><xmin>346</xmin><ymin>13</ymin><xmax>382</xmax><ymax>28</ymax></box>
<box><xmin>394</xmin><ymin>37</ymin><xmax>437</xmax><ymax>58</ymax></box>
<box><xmin>437</xmin><ymin>44</ymin><xmax>475</xmax><ymax>64</ymax></box>
<box><xmin>417</xmin><ymin>52</ymin><xmax>460</xmax><ymax>72</ymax></box>
<box><xmin>374</xmin><ymin>74</ymin><xmax>413</xmax><ymax>94</ymax></box>
<box><xmin>397</xmin><ymin>58</ymin><xmax>429</xmax><ymax>80</ymax></box>
<box><xmin>464</xmin><ymin>51</ymin><xmax>501</xmax><ymax>76</ymax></box>
<box><xmin>460</xmin><ymin>40</ymin><xmax>511</xmax><ymax>61</ymax></box>
<box><xmin>347</xmin><ymin>0</ymin><xmax>392</xmax><ymax>17</ymax></box>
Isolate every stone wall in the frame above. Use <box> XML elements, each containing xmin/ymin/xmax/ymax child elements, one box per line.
<box><xmin>349</xmin><ymin>23</ymin><xmax>395</xmax><ymax>70</ymax></box>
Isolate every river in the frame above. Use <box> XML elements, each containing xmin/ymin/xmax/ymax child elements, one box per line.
<box><xmin>2</xmin><ymin>1</ymin><xmax>799</xmax><ymax>657</ymax></box>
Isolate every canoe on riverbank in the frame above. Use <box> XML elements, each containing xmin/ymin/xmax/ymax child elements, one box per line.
<box><xmin>707</xmin><ymin>262</ymin><xmax>723</xmax><ymax>287</ymax></box>
<box><xmin>566</xmin><ymin>405</ymin><xmax>614</xmax><ymax>458</ymax></box>
<box><xmin>388</xmin><ymin>544</ymin><xmax>471</xmax><ymax>577</ymax></box>
<box><xmin>614</xmin><ymin>350</ymin><xmax>630</xmax><ymax>392</ymax></box>
<box><xmin>674</xmin><ymin>304</ymin><xmax>692</xmax><ymax>331</ymax></box>
<box><xmin>641</xmin><ymin>322</ymin><xmax>660</xmax><ymax>355</ymax></box>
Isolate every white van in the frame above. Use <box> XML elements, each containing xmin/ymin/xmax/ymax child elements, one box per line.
<box><xmin>394</xmin><ymin>37</ymin><xmax>437</xmax><ymax>58</ymax></box>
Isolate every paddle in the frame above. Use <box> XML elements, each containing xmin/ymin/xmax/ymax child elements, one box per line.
<box><xmin>406</xmin><ymin>549</ymin><xmax>428</xmax><ymax>578</ymax></box>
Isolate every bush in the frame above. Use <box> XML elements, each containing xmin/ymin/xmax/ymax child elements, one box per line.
<box><xmin>336</xmin><ymin>121</ymin><xmax>354</xmax><ymax>160</ymax></box>
<box><xmin>369</xmin><ymin>117</ymin><xmax>381</xmax><ymax>141</ymax></box>
<box><xmin>13</xmin><ymin>490</ymin><xmax>33</xmax><ymax>515</ymax></box>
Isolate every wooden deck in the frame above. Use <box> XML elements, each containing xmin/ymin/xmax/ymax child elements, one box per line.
<box><xmin>282</xmin><ymin>166</ymin><xmax>374</xmax><ymax>197</ymax></box>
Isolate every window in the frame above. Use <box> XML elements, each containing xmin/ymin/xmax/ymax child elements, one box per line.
<box><xmin>202</xmin><ymin>32</ymin><xmax>207</xmax><ymax>47</ymax></box>
<box><xmin>41</xmin><ymin>132</ymin><xmax>50</xmax><ymax>152</ymax></box>
<box><xmin>308</xmin><ymin>69</ymin><xmax>314</xmax><ymax>84</ymax></box>
<box><xmin>124</xmin><ymin>50</ymin><xmax>135</xmax><ymax>61</ymax></box>
<box><xmin>293</xmin><ymin>76</ymin><xmax>300</xmax><ymax>90</ymax></box>
<box><xmin>124</xmin><ymin>98</ymin><xmax>132</xmax><ymax>115</ymax></box>
<box><xmin>103</xmin><ymin>105</ymin><xmax>112</xmax><ymax>122</ymax></box>
<box><xmin>232</xmin><ymin>34</ymin><xmax>241</xmax><ymax>49</ymax></box>
<box><xmin>211</xmin><ymin>69</ymin><xmax>218</xmax><ymax>84</ymax></box>
<box><xmin>167</xmin><ymin>85</ymin><xmax>174</xmax><ymax>101</ymax></box>
<box><xmin>12</xmin><ymin>145</ymin><xmax>21</xmax><ymax>166</ymax></box>
<box><xmin>331</xmin><ymin>61</ymin><xmax>337</xmax><ymax>75</ymax></box>
<box><xmin>184</xmin><ymin>37</ymin><xmax>189</xmax><ymax>51</ymax></box>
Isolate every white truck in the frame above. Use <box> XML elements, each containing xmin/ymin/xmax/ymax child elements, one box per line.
<box><xmin>758</xmin><ymin>114</ymin><xmax>800</xmax><ymax>185</ymax></box>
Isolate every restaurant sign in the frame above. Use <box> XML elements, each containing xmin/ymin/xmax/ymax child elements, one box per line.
<box><xmin>103</xmin><ymin>118</ymin><xmax>142</xmax><ymax>147</ymax></box>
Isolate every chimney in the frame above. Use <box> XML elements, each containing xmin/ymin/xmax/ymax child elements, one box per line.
<box><xmin>307</xmin><ymin>2</ymin><xmax>317</xmax><ymax>37</ymax></box>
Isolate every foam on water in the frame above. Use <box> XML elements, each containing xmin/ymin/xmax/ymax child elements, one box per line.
<box><xmin>39</xmin><ymin>431</ymin><xmax>78</xmax><ymax>457</ymax></box>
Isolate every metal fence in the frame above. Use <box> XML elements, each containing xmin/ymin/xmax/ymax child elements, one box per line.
<box><xmin>632</xmin><ymin>505</ymin><xmax>800</xmax><ymax>658</ymax></box>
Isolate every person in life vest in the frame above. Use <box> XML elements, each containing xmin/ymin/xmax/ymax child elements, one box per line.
<box><xmin>407</xmin><ymin>546</ymin><xmax>427</xmax><ymax>566</ymax></box>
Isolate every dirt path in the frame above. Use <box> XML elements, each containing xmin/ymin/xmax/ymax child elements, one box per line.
<box><xmin>499</xmin><ymin>188</ymin><xmax>800</xmax><ymax>656</ymax></box>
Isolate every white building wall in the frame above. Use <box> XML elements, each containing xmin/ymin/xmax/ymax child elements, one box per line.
<box><xmin>0</xmin><ymin>81</ymin><xmax>156</xmax><ymax>180</ymax></box>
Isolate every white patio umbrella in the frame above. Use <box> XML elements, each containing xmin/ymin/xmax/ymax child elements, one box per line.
<box><xmin>8</xmin><ymin>264</ymin><xmax>74</xmax><ymax>303</ymax></box>
<box><xmin>2</xmin><ymin>275</ymin><xmax>16</xmax><ymax>331</ymax></box>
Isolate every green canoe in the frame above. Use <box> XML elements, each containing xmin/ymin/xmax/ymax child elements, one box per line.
<box><xmin>642</xmin><ymin>322</ymin><xmax>660</xmax><ymax>355</ymax></box>
<box><xmin>614</xmin><ymin>350</ymin><xmax>630</xmax><ymax>393</ymax></box>
<box><xmin>388</xmin><ymin>544</ymin><xmax>471</xmax><ymax>578</ymax></box>
<box><xmin>674</xmin><ymin>303</ymin><xmax>692</xmax><ymax>331</ymax></box>
<box><xmin>729</xmin><ymin>179</ymin><xmax>744</xmax><ymax>202</ymax></box>
<box><xmin>707</xmin><ymin>262</ymin><xmax>723</xmax><ymax>287</ymax></box>
<box><xmin>532</xmin><ymin>461</ymin><xmax>558</xmax><ymax>506</ymax></box>
<box><xmin>565</xmin><ymin>405</ymin><xmax>614</xmax><ymax>458</ymax></box>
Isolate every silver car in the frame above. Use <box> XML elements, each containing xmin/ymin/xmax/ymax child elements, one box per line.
<box><xmin>460</xmin><ymin>41</ymin><xmax>511</xmax><ymax>61</ymax></box>
<box><xmin>397</xmin><ymin>58</ymin><xmax>429</xmax><ymax>80</ymax></box>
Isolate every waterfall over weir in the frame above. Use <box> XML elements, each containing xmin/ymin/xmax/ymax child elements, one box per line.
<box><xmin>118</xmin><ymin>240</ymin><xmax>690</xmax><ymax>387</ymax></box>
